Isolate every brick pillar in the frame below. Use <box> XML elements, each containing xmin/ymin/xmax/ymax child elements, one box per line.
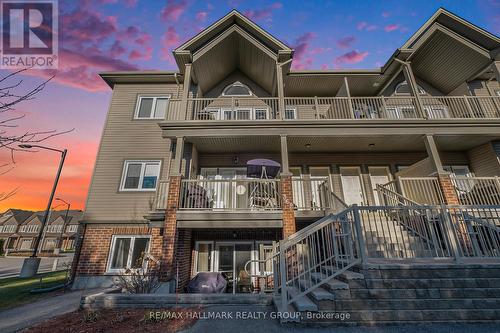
<box><xmin>174</xmin><ymin>229</ymin><xmax>192</xmax><ymax>291</ymax></box>
<box><xmin>161</xmin><ymin>175</ymin><xmax>181</xmax><ymax>280</ymax></box>
<box><xmin>281</xmin><ymin>175</ymin><xmax>296</xmax><ymax>238</ymax></box>
<box><xmin>437</xmin><ymin>174</ymin><xmax>460</xmax><ymax>205</ymax></box>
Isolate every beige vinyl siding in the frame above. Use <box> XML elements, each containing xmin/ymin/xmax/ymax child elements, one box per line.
<box><xmin>84</xmin><ymin>83</ymin><xmax>182</xmax><ymax>222</ymax></box>
<box><xmin>468</xmin><ymin>142</ymin><xmax>500</xmax><ymax>176</ymax></box>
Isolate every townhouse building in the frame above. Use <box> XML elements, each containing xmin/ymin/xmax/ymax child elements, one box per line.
<box><xmin>74</xmin><ymin>8</ymin><xmax>500</xmax><ymax>321</ymax></box>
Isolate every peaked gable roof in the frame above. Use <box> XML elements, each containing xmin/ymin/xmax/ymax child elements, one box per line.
<box><xmin>174</xmin><ymin>9</ymin><xmax>292</xmax><ymax>57</ymax></box>
<box><xmin>402</xmin><ymin>8</ymin><xmax>499</xmax><ymax>52</ymax></box>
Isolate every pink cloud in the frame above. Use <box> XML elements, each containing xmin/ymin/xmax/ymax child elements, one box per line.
<box><xmin>161</xmin><ymin>26</ymin><xmax>181</xmax><ymax>63</ymax></box>
<box><xmin>161</xmin><ymin>0</ymin><xmax>189</xmax><ymax>22</ymax></box>
<box><xmin>291</xmin><ymin>32</ymin><xmax>316</xmax><ymax>70</ymax></box>
<box><xmin>243</xmin><ymin>2</ymin><xmax>282</xmax><ymax>22</ymax></box>
<box><xmin>309</xmin><ymin>47</ymin><xmax>331</xmax><ymax>55</ymax></box>
<box><xmin>196</xmin><ymin>11</ymin><xmax>208</xmax><ymax>22</ymax></box>
<box><xmin>336</xmin><ymin>36</ymin><xmax>356</xmax><ymax>49</ymax></box>
<box><xmin>357</xmin><ymin>21</ymin><xmax>377</xmax><ymax>31</ymax></box>
<box><xmin>334</xmin><ymin>50</ymin><xmax>369</xmax><ymax>66</ymax></box>
<box><xmin>381</xmin><ymin>11</ymin><xmax>390</xmax><ymax>18</ymax></box>
<box><xmin>384</xmin><ymin>24</ymin><xmax>400</xmax><ymax>32</ymax></box>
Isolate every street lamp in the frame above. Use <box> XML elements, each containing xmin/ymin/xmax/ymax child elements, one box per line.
<box><xmin>54</xmin><ymin>197</ymin><xmax>70</xmax><ymax>254</ymax></box>
<box><xmin>18</xmin><ymin>144</ymin><xmax>68</xmax><ymax>278</ymax></box>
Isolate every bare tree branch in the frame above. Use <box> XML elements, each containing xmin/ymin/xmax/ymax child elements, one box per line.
<box><xmin>0</xmin><ymin>68</ymin><xmax>71</xmax><ymax>201</ymax></box>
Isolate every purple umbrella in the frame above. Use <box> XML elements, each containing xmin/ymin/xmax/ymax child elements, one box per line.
<box><xmin>246</xmin><ymin>159</ymin><xmax>281</xmax><ymax>178</ymax></box>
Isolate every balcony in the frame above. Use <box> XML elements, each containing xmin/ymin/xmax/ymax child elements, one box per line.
<box><xmin>165</xmin><ymin>96</ymin><xmax>500</xmax><ymax>121</ymax></box>
<box><xmin>154</xmin><ymin>178</ymin><xmax>342</xmax><ymax>212</ymax></box>
<box><xmin>377</xmin><ymin>176</ymin><xmax>500</xmax><ymax>206</ymax></box>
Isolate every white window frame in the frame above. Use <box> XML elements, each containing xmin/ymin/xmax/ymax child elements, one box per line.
<box><xmin>119</xmin><ymin>160</ymin><xmax>161</xmax><ymax>192</ymax></box>
<box><xmin>106</xmin><ymin>235</ymin><xmax>151</xmax><ymax>273</ymax></box>
<box><xmin>394</xmin><ymin>81</ymin><xmax>426</xmax><ymax>96</ymax></box>
<box><xmin>253</xmin><ymin>108</ymin><xmax>269</xmax><ymax>120</ymax></box>
<box><xmin>193</xmin><ymin>241</ymin><xmax>215</xmax><ymax>273</ymax></box>
<box><xmin>67</xmin><ymin>225</ymin><xmax>78</xmax><ymax>233</ymax></box>
<box><xmin>134</xmin><ymin>95</ymin><xmax>171</xmax><ymax>119</ymax></box>
<box><xmin>3</xmin><ymin>224</ymin><xmax>15</xmax><ymax>233</ymax></box>
<box><xmin>284</xmin><ymin>106</ymin><xmax>297</xmax><ymax>120</ymax></box>
<box><xmin>221</xmin><ymin>81</ymin><xmax>253</xmax><ymax>97</ymax></box>
<box><xmin>443</xmin><ymin>165</ymin><xmax>473</xmax><ymax>177</ymax></box>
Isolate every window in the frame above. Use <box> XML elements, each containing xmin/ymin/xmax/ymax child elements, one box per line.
<box><xmin>20</xmin><ymin>225</ymin><xmax>39</xmax><ymax>233</ymax></box>
<box><xmin>66</xmin><ymin>225</ymin><xmax>78</xmax><ymax>233</ymax></box>
<box><xmin>443</xmin><ymin>165</ymin><xmax>472</xmax><ymax>177</ymax></box>
<box><xmin>195</xmin><ymin>241</ymin><xmax>214</xmax><ymax>272</ymax></box>
<box><xmin>284</xmin><ymin>107</ymin><xmax>297</xmax><ymax>120</ymax></box>
<box><xmin>253</xmin><ymin>108</ymin><xmax>268</xmax><ymax>120</ymax></box>
<box><xmin>46</xmin><ymin>225</ymin><xmax>63</xmax><ymax>233</ymax></box>
<box><xmin>2</xmin><ymin>225</ymin><xmax>16</xmax><ymax>233</ymax></box>
<box><xmin>222</xmin><ymin>81</ymin><xmax>252</xmax><ymax>96</ymax></box>
<box><xmin>107</xmin><ymin>236</ymin><xmax>150</xmax><ymax>272</ymax></box>
<box><xmin>134</xmin><ymin>96</ymin><xmax>170</xmax><ymax>119</ymax></box>
<box><xmin>120</xmin><ymin>161</ymin><xmax>161</xmax><ymax>191</ymax></box>
<box><xmin>394</xmin><ymin>81</ymin><xmax>426</xmax><ymax>95</ymax></box>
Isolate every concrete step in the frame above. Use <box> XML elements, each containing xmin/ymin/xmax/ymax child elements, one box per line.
<box><xmin>310</xmin><ymin>272</ymin><xmax>349</xmax><ymax>291</ymax></box>
<box><xmin>349</xmin><ymin>287</ymin><xmax>500</xmax><ymax>300</ymax></box>
<box><xmin>288</xmin><ymin>287</ymin><xmax>318</xmax><ymax>312</ymax></box>
<box><xmin>339</xmin><ymin>270</ymin><xmax>364</xmax><ymax>280</ymax></box>
<box><xmin>308</xmin><ymin>287</ymin><xmax>335</xmax><ymax>301</ymax></box>
<box><xmin>355</xmin><ymin>277</ymin><xmax>500</xmax><ymax>289</ymax></box>
<box><xmin>300</xmin><ymin>308</ymin><xmax>500</xmax><ymax>324</ymax></box>
<box><xmin>359</xmin><ymin>267</ymin><xmax>500</xmax><ymax>279</ymax></box>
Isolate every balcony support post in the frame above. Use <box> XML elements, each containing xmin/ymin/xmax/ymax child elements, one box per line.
<box><xmin>399</xmin><ymin>60</ymin><xmax>426</xmax><ymax>119</ymax></box>
<box><xmin>343</xmin><ymin>77</ymin><xmax>355</xmax><ymax>119</ymax></box>
<box><xmin>424</xmin><ymin>134</ymin><xmax>444</xmax><ymax>175</ymax></box>
<box><xmin>493</xmin><ymin>61</ymin><xmax>500</xmax><ymax>82</ymax></box>
<box><xmin>276</xmin><ymin>62</ymin><xmax>285</xmax><ymax>120</ymax></box>
<box><xmin>424</xmin><ymin>134</ymin><xmax>460</xmax><ymax>205</ymax></box>
<box><xmin>181</xmin><ymin>64</ymin><xmax>192</xmax><ymax>120</ymax></box>
<box><xmin>280</xmin><ymin>135</ymin><xmax>295</xmax><ymax>238</ymax></box>
<box><xmin>280</xmin><ymin>135</ymin><xmax>290</xmax><ymax>175</ymax></box>
<box><xmin>171</xmin><ymin>136</ymin><xmax>185</xmax><ymax>177</ymax></box>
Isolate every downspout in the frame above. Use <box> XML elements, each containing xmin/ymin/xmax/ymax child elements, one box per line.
<box><xmin>174</xmin><ymin>73</ymin><xmax>181</xmax><ymax>99</ymax></box>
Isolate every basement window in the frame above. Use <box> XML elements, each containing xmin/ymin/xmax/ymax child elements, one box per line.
<box><xmin>107</xmin><ymin>235</ymin><xmax>151</xmax><ymax>272</ymax></box>
<box><xmin>222</xmin><ymin>81</ymin><xmax>253</xmax><ymax>96</ymax></box>
<box><xmin>120</xmin><ymin>161</ymin><xmax>161</xmax><ymax>191</ymax></box>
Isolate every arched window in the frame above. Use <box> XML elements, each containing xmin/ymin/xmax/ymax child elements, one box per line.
<box><xmin>222</xmin><ymin>81</ymin><xmax>253</xmax><ymax>96</ymax></box>
<box><xmin>394</xmin><ymin>81</ymin><xmax>426</xmax><ymax>95</ymax></box>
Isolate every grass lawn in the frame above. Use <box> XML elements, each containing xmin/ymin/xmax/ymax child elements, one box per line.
<box><xmin>0</xmin><ymin>271</ymin><xmax>68</xmax><ymax>310</ymax></box>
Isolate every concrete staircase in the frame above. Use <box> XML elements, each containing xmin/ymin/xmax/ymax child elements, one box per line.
<box><xmin>276</xmin><ymin>264</ymin><xmax>500</xmax><ymax>324</ymax></box>
<box><xmin>360</xmin><ymin>211</ymin><xmax>435</xmax><ymax>258</ymax></box>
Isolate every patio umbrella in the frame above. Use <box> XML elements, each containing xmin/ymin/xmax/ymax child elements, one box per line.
<box><xmin>246</xmin><ymin>159</ymin><xmax>281</xmax><ymax>178</ymax></box>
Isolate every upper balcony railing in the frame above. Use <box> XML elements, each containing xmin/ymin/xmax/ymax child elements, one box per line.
<box><xmin>165</xmin><ymin>96</ymin><xmax>500</xmax><ymax>121</ymax></box>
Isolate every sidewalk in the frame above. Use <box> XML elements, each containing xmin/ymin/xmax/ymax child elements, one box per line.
<box><xmin>0</xmin><ymin>288</ymin><xmax>100</xmax><ymax>333</ymax></box>
<box><xmin>0</xmin><ymin>254</ymin><xmax>73</xmax><ymax>279</ymax></box>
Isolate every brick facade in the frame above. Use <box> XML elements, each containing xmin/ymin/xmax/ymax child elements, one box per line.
<box><xmin>76</xmin><ymin>225</ymin><xmax>161</xmax><ymax>275</ymax></box>
<box><xmin>160</xmin><ymin>175</ymin><xmax>181</xmax><ymax>280</ymax></box>
<box><xmin>281</xmin><ymin>175</ymin><xmax>296</xmax><ymax>238</ymax></box>
<box><xmin>437</xmin><ymin>174</ymin><xmax>460</xmax><ymax>205</ymax></box>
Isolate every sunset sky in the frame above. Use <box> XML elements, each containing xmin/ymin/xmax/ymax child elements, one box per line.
<box><xmin>0</xmin><ymin>0</ymin><xmax>498</xmax><ymax>212</ymax></box>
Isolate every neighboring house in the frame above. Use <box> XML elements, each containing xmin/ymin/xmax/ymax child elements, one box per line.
<box><xmin>0</xmin><ymin>209</ymin><xmax>33</xmax><ymax>251</ymax></box>
<box><xmin>42</xmin><ymin>210</ymin><xmax>83</xmax><ymax>251</ymax></box>
<box><xmin>74</xmin><ymin>7</ymin><xmax>500</xmax><ymax>301</ymax></box>
<box><xmin>16</xmin><ymin>213</ymin><xmax>43</xmax><ymax>251</ymax></box>
<box><xmin>1</xmin><ymin>209</ymin><xmax>83</xmax><ymax>252</ymax></box>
